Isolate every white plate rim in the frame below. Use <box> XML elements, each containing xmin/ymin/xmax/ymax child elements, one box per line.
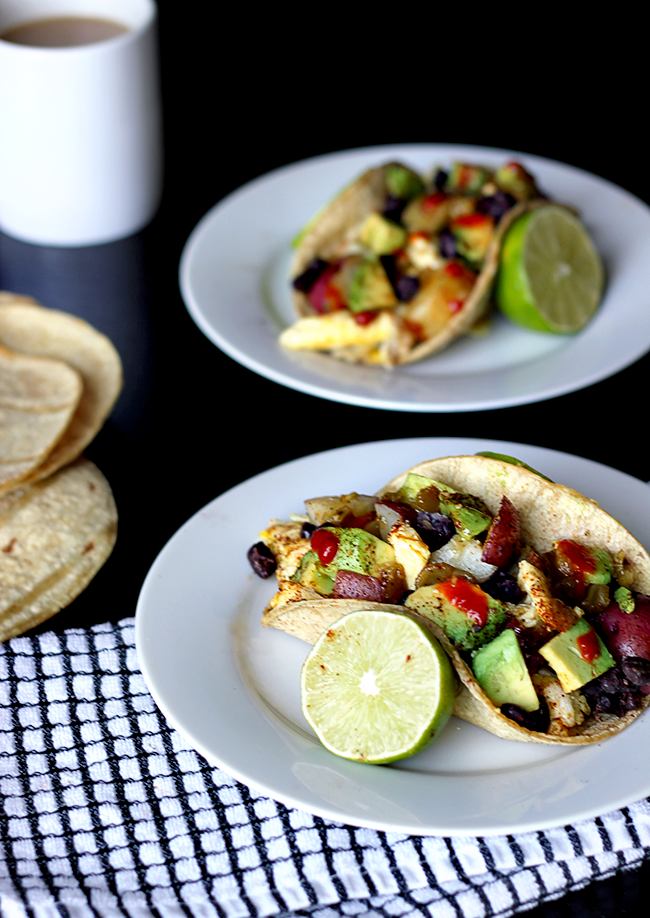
<box><xmin>178</xmin><ymin>143</ymin><xmax>650</xmax><ymax>412</ymax></box>
<box><xmin>135</xmin><ymin>437</ymin><xmax>650</xmax><ymax>837</ymax></box>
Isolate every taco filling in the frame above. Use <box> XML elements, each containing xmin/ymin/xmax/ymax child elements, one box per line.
<box><xmin>248</xmin><ymin>456</ymin><xmax>650</xmax><ymax>744</ymax></box>
<box><xmin>282</xmin><ymin>160</ymin><xmax>543</xmax><ymax>367</ymax></box>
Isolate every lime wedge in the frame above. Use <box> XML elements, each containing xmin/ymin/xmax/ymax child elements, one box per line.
<box><xmin>496</xmin><ymin>205</ymin><xmax>604</xmax><ymax>333</ymax></box>
<box><xmin>300</xmin><ymin>609</ymin><xmax>455</xmax><ymax>764</ymax></box>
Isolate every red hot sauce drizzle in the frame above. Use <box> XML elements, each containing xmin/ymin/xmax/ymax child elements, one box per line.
<box><xmin>557</xmin><ymin>539</ymin><xmax>596</xmax><ymax>588</ymax></box>
<box><xmin>438</xmin><ymin>577</ymin><xmax>489</xmax><ymax>628</ymax></box>
<box><xmin>577</xmin><ymin>627</ymin><xmax>601</xmax><ymax>664</ymax></box>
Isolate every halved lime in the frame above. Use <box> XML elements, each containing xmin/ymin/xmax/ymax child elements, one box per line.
<box><xmin>496</xmin><ymin>205</ymin><xmax>604</xmax><ymax>333</ymax></box>
<box><xmin>300</xmin><ymin>609</ymin><xmax>455</xmax><ymax>764</ymax></box>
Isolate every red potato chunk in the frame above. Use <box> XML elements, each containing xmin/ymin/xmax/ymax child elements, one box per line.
<box><xmin>597</xmin><ymin>595</ymin><xmax>650</xmax><ymax>662</ymax></box>
<box><xmin>331</xmin><ymin>570</ymin><xmax>386</xmax><ymax>602</ymax></box>
<box><xmin>481</xmin><ymin>496</ymin><xmax>521</xmax><ymax>568</ymax></box>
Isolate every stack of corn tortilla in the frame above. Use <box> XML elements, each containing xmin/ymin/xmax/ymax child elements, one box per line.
<box><xmin>0</xmin><ymin>291</ymin><xmax>122</xmax><ymax>641</ymax></box>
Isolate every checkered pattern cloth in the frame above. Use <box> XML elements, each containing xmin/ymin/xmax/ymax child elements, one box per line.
<box><xmin>2</xmin><ymin>619</ymin><xmax>650</xmax><ymax>918</ymax></box>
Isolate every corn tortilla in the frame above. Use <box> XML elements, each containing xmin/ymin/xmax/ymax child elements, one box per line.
<box><xmin>288</xmin><ymin>165</ymin><xmax>543</xmax><ymax>366</ymax></box>
<box><xmin>0</xmin><ymin>343</ymin><xmax>83</xmax><ymax>492</ymax></box>
<box><xmin>0</xmin><ymin>457</ymin><xmax>117</xmax><ymax>642</ymax></box>
<box><xmin>0</xmin><ymin>292</ymin><xmax>123</xmax><ymax>493</ymax></box>
<box><xmin>262</xmin><ymin>455</ymin><xmax>650</xmax><ymax>745</ymax></box>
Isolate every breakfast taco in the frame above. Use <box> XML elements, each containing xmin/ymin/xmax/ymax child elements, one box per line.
<box><xmin>248</xmin><ymin>455</ymin><xmax>650</xmax><ymax>745</ymax></box>
<box><xmin>281</xmin><ymin>160</ymin><xmax>545</xmax><ymax>367</ymax></box>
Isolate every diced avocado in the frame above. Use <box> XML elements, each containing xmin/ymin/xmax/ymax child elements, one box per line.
<box><xmin>472</xmin><ymin>629</ymin><xmax>539</xmax><ymax>712</ymax></box>
<box><xmin>449</xmin><ymin>214</ymin><xmax>495</xmax><ymax>268</ymax></box>
<box><xmin>397</xmin><ymin>472</ymin><xmax>491</xmax><ymax>538</ymax></box>
<box><xmin>474</xmin><ymin>452</ymin><xmax>554</xmax><ymax>482</ymax></box>
<box><xmin>615</xmin><ymin>586</ymin><xmax>635</xmax><ymax>613</ymax></box>
<box><xmin>401</xmin><ymin>193</ymin><xmax>450</xmax><ymax>234</ymax></box>
<box><xmin>291</xmin><ymin>551</ymin><xmax>335</xmax><ymax>595</ymax></box>
<box><xmin>539</xmin><ymin>618</ymin><xmax>615</xmax><ymax>693</ymax></box>
<box><xmin>494</xmin><ymin>161</ymin><xmax>538</xmax><ymax>201</ymax></box>
<box><xmin>553</xmin><ymin>540</ymin><xmax>613</xmax><ymax>586</ymax></box>
<box><xmin>359</xmin><ymin>213</ymin><xmax>407</xmax><ymax>255</ymax></box>
<box><xmin>397</xmin><ymin>472</ymin><xmax>443</xmax><ymax>505</ymax></box>
<box><xmin>441</xmin><ymin>499</ymin><xmax>491</xmax><ymax>539</ymax></box>
<box><xmin>321</xmin><ymin>527</ymin><xmax>396</xmax><ymax>579</ymax></box>
<box><xmin>587</xmin><ymin>549</ymin><xmax>613</xmax><ymax>585</ymax></box>
<box><xmin>348</xmin><ymin>260</ymin><xmax>398</xmax><ymax>313</ymax></box>
<box><xmin>383</xmin><ymin>163</ymin><xmax>425</xmax><ymax>201</ymax></box>
<box><xmin>405</xmin><ymin>581</ymin><xmax>508</xmax><ymax>652</ymax></box>
<box><xmin>446</xmin><ymin>162</ymin><xmax>489</xmax><ymax>195</ymax></box>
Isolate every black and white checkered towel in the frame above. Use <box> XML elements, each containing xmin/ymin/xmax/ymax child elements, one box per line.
<box><xmin>2</xmin><ymin>619</ymin><xmax>650</xmax><ymax>918</ymax></box>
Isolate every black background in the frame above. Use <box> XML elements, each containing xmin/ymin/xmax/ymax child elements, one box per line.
<box><xmin>1</xmin><ymin>6</ymin><xmax>649</xmax><ymax>915</ymax></box>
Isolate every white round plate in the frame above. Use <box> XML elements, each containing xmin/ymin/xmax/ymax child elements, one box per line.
<box><xmin>136</xmin><ymin>438</ymin><xmax>650</xmax><ymax>836</ymax></box>
<box><xmin>179</xmin><ymin>143</ymin><xmax>650</xmax><ymax>412</ymax></box>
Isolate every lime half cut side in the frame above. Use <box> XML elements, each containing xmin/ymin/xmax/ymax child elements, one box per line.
<box><xmin>496</xmin><ymin>204</ymin><xmax>605</xmax><ymax>333</ymax></box>
<box><xmin>300</xmin><ymin>609</ymin><xmax>456</xmax><ymax>764</ymax></box>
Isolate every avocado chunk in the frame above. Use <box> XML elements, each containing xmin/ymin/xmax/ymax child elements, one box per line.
<box><xmin>397</xmin><ymin>472</ymin><xmax>491</xmax><ymax>538</ymax></box>
<box><xmin>383</xmin><ymin>163</ymin><xmax>425</xmax><ymax>201</ymax></box>
<box><xmin>291</xmin><ymin>550</ymin><xmax>335</xmax><ymax>595</ymax></box>
<box><xmin>494</xmin><ymin>161</ymin><xmax>538</xmax><ymax>201</ymax></box>
<box><xmin>401</xmin><ymin>193</ymin><xmax>450</xmax><ymax>234</ymax></box>
<box><xmin>446</xmin><ymin>162</ymin><xmax>489</xmax><ymax>195</ymax></box>
<box><xmin>449</xmin><ymin>213</ymin><xmax>495</xmax><ymax>268</ymax></box>
<box><xmin>553</xmin><ymin>540</ymin><xmax>613</xmax><ymax>586</ymax></box>
<box><xmin>348</xmin><ymin>260</ymin><xmax>398</xmax><ymax>313</ymax></box>
<box><xmin>405</xmin><ymin>580</ymin><xmax>508</xmax><ymax>652</ymax></box>
<box><xmin>615</xmin><ymin>586</ymin><xmax>635</xmax><ymax>613</ymax></box>
<box><xmin>472</xmin><ymin>629</ymin><xmax>539</xmax><ymax>712</ymax></box>
<box><xmin>319</xmin><ymin>527</ymin><xmax>397</xmax><ymax>578</ymax></box>
<box><xmin>359</xmin><ymin>212</ymin><xmax>407</xmax><ymax>255</ymax></box>
<box><xmin>539</xmin><ymin>618</ymin><xmax>615</xmax><ymax>693</ymax></box>
<box><xmin>396</xmin><ymin>472</ymin><xmax>442</xmax><ymax>507</ymax></box>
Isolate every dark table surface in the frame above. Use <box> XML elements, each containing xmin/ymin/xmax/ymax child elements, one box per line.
<box><xmin>1</xmin><ymin>7</ymin><xmax>649</xmax><ymax>915</ymax></box>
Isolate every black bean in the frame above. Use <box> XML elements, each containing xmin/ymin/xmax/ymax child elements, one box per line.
<box><xmin>507</xmin><ymin>624</ymin><xmax>545</xmax><ymax>674</ymax></box>
<box><xmin>382</xmin><ymin>195</ymin><xmax>407</xmax><ymax>223</ymax></box>
<box><xmin>292</xmin><ymin>258</ymin><xmax>329</xmax><ymax>292</ymax></box>
<box><xmin>622</xmin><ymin>657</ymin><xmax>650</xmax><ymax>686</ymax></box>
<box><xmin>501</xmin><ymin>698</ymin><xmax>549</xmax><ymax>733</ymax></box>
<box><xmin>415</xmin><ymin>511</ymin><xmax>455</xmax><ymax>551</ymax></box>
<box><xmin>595</xmin><ymin>667</ymin><xmax>631</xmax><ymax>694</ymax></box>
<box><xmin>482</xmin><ymin>571</ymin><xmax>524</xmax><ymax>605</ymax></box>
<box><xmin>300</xmin><ymin>522</ymin><xmax>316</xmax><ymax>539</ymax></box>
<box><xmin>247</xmin><ymin>542</ymin><xmax>277</xmax><ymax>578</ymax></box>
<box><xmin>379</xmin><ymin>254</ymin><xmax>397</xmax><ymax>286</ymax></box>
<box><xmin>591</xmin><ymin>692</ymin><xmax>615</xmax><ymax>714</ymax></box>
<box><xmin>438</xmin><ymin>227</ymin><xmax>457</xmax><ymax>259</ymax></box>
<box><xmin>395</xmin><ymin>275</ymin><xmax>419</xmax><ymax>302</ymax></box>
<box><xmin>433</xmin><ymin>169</ymin><xmax>448</xmax><ymax>191</ymax></box>
<box><xmin>581</xmin><ymin>663</ymin><xmax>645</xmax><ymax>716</ymax></box>
<box><xmin>618</xmin><ymin>692</ymin><xmax>641</xmax><ymax>713</ymax></box>
<box><xmin>475</xmin><ymin>190</ymin><xmax>516</xmax><ymax>223</ymax></box>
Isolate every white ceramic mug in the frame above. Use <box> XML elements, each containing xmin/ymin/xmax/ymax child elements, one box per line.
<box><xmin>0</xmin><ymin>0</ymin><xmax>162</xmax><ymax>246</ymax></box>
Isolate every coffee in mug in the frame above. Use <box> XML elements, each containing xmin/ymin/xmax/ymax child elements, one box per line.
<box><xmin>0</xmin><ymin>0</ymin><xmax>162</xmax><ymax>246</ymax></box>
<box><xmin>1</xmin><ymin>16</ymin><xmax>129</xmax><ymax>47</ymax></box>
